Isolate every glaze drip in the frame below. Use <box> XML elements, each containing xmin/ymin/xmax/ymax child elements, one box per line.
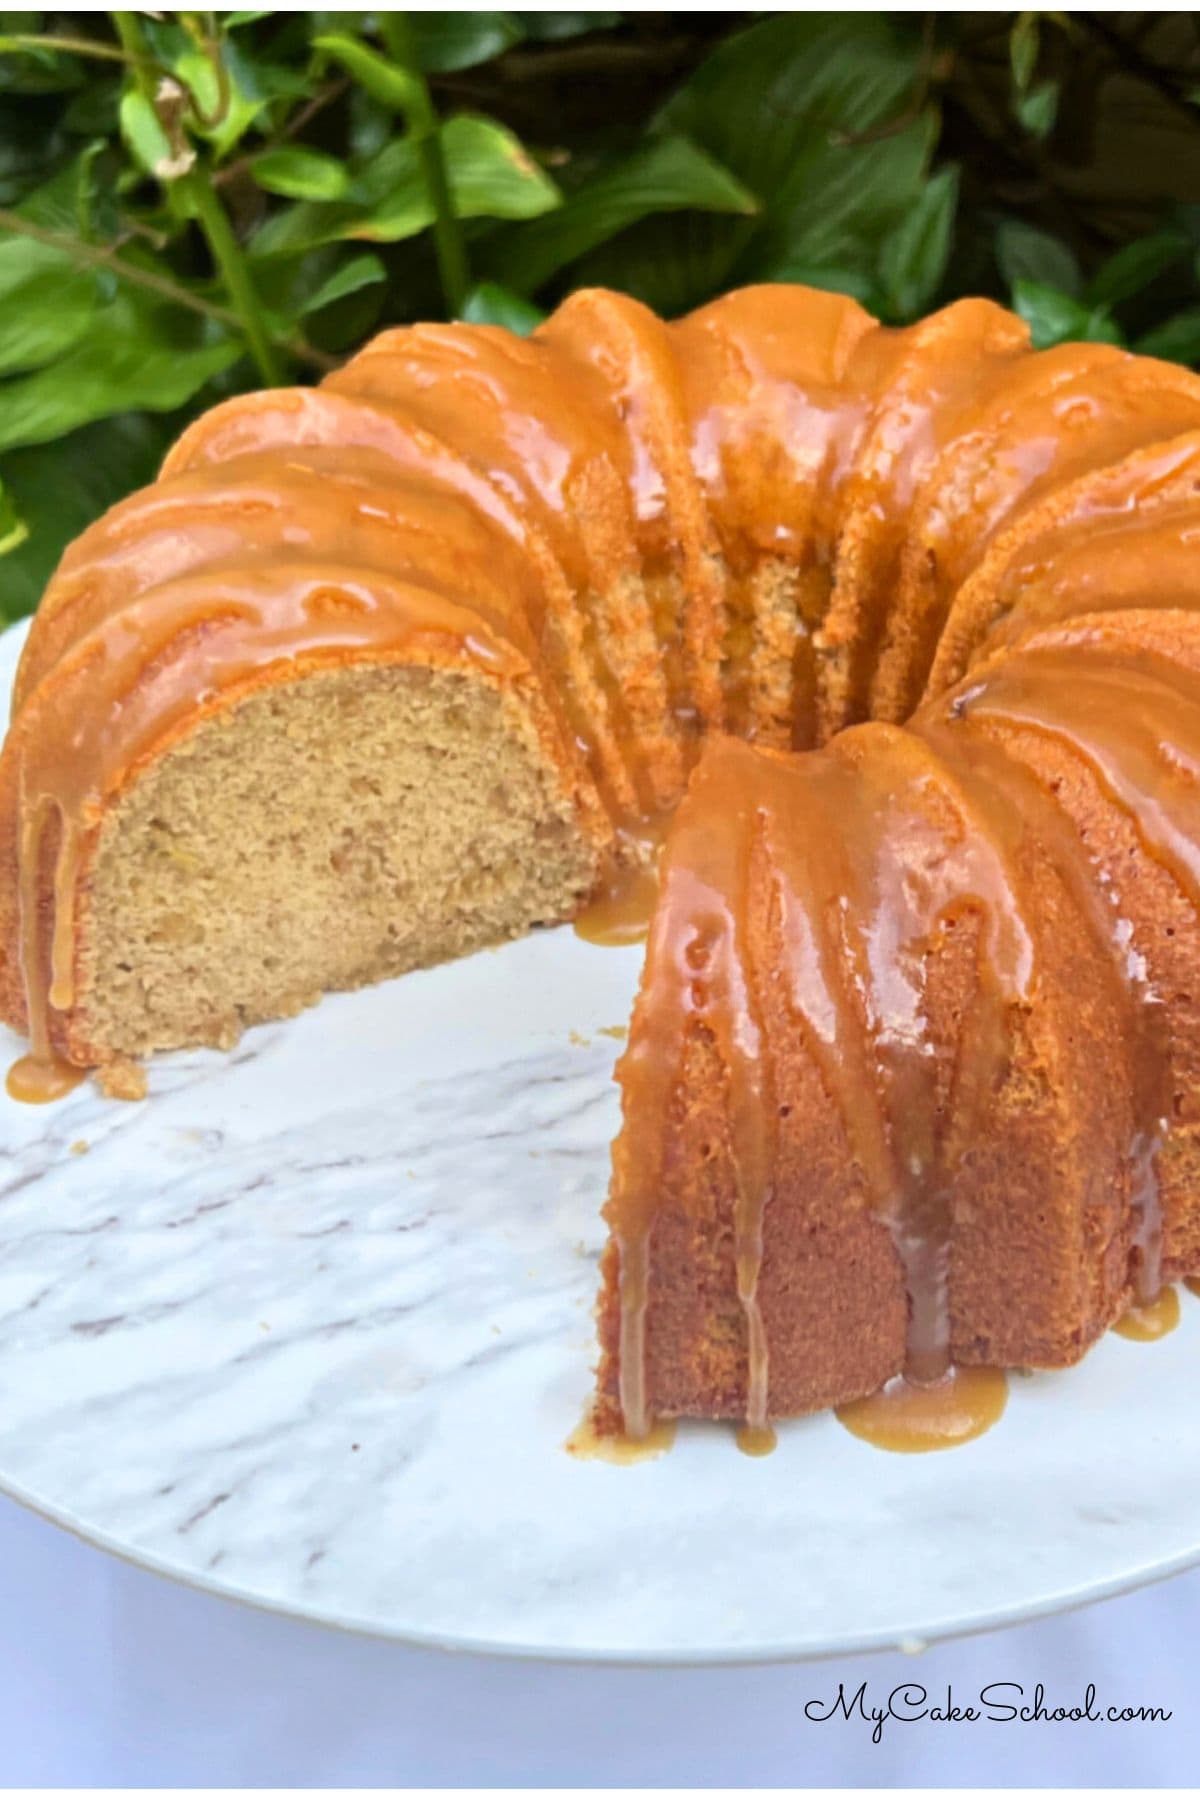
<box><xmin>608</xmin><ymin>762</ymin><xmax>775</xmax><ymax>1439</ymax></box>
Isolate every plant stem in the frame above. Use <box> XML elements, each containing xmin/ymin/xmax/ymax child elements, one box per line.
<box><xmin>181</xmin><ymin>163</ymin><xmax>285</xmax><ymax>384</ymax></box>
<box><xmin>378</xmin><ymin>12</ymin><xmax>469</xmax><ymax>316</ymax></box>
<box><xmin>111</xmin><ymin>9</ymin><xmax>284</xmax><ymax>386</ymax></box>
<box><xmin>111</xmin><ymin>10</ymin><xmax>155</xmax><ymax>95</ymax></box>
<box><xmin>0</xmin><ymin>32</ymin><xmax>131</xmax><ymax>63</ymax></box>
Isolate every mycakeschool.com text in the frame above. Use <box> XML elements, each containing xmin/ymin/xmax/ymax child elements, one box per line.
<box><xmin>803</xmin><ymin>1682</ymin><xmax>1172</xmax><ymax>1744</ymax></box>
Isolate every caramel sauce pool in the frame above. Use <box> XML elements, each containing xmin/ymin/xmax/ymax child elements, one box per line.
<box><xmin>5</xmin><ymin>1051</ymin><xmax>84</xmax><ymax>1104</ymax></box>
<box><xmin>1113</xmin><ymin>1285</ymin><xmax>1181</xmax><ymax>1341</ymax></box>
<box><xmin>735</xmin><ymin>1423</ymin><xmax>778</xmax><ymax>1458</ymax></box>
<box><xmin>835</xmin><ymin>1366</ymin><xmax>1008</xmax><ymax>1453</ymax></box>
<box><xmin>565</xmin><ymin>1413</ymin><xmax>676</xmax><ymax>1463</ymax></box>
<box><xmin>573</xmin><ymin>832</ymin><xmax>663</xmax><ymax>949</ymax></box>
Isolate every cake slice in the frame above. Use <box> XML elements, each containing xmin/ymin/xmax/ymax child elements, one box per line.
<box><xmin>0</xmin><ymin>555</ymin><xmax>608</xmax><ymax>1077</ymax></box>
<box><xmin>594</xmin><ymin>725</ymin><xmax>1136</xmax><ymax>1431</ymax></box>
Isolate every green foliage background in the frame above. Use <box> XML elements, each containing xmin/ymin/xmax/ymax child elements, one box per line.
<box><xmin>2</xmin><ymin>9</ymin><xmax>1200</xmax><ymax>621</ymax></box>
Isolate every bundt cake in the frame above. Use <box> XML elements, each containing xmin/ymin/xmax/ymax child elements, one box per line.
<box><xmin>4</xmin><ymin>282</ymin><xmax>1200</xmax><ymax>1443</ymax></box>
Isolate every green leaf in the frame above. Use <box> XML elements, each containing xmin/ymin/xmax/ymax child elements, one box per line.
<box><xmin>995</xmin><ymin>218</ymin><xmax>1081</xmax><ymax>298</ymax></box>
<box><xmin>1013</xmin><ymin>280</ymin><xmax>1122</xmax><ymax>350</ymax></box>
<box><xmin>757</xmin><ymin>115</ymin><xmax>935</xmax><ymax>280</ymax></box>
<box><xmin>252</xmin><ymin>114</ymin><xmax>561</xmax><ymax>256</ymax></box>
<box><xmin>313</xmin><ymin>34</ymin><xmax>423</xmax><ymax>118</ymax></box>
<box><xmin>253</xmin><ymin>144</ymin><xmax>350</xmax><ymax>200</ymax></box>
<box><xmin>658</xmin><ymin>13</ymin><xmax>925</xmax><ymax>233</ymax></box>
<box><xmin>1015</xmin><ymin>80</ymin><xmax>1059</xmax><ymax>140</ymax></box>
<box><xmin>485</xmin><ymin>133</ymin><xmax>757</xmax><ymax>294</ymax></box>
<box><xmin>604</xmin><ymin>14</ymin><xmax>936</xmax><ymax>312</ymax></box>
<box><xmin>1086</xmin><ymin>233</ymin><xmax>1189</xmax><ymax>309</ymax></box>
<box><xmin>411</xmin><ymin>12</ymin><xmax>523</xmax><ymax>73</ymax></box>
<box><xmin>14</xmin><ymin>147</ymin><xmax>105</xmax><ymax>237</ymax></box>
<box><xmin>0</xmin><ymin>412</ymin><xmax>177</xmax><ymax>622</ymax></box>
<box><xmin>1009</xmin><ymin>12</ymin><xmax>1039</xmax><ymax>92</ymax></box>
<box><xmin>296</xmin><ymin>250</ymin><xmax>386</xmax><ymax>315</ymax></box>
<box><xmin>570</xmin><ymin>209</ymin><xmax>755</xmax><ymax>318</ymax></box>
<box><xmin>0</xmin><ymin>293</ymin><xmax>243</xmax><ymax>454</ymax></box>
<box><xmin>1136</xmin><ymin>307</ymin><xmax>1200</xmax><ymax>366</ymax></box>
<box><xmin>0</xmin><ymin>235</ymin><xmax>105</xmax><ymax>374</ymax></box>
<box><xmin>878</xmin><ymin>165</ymin><xmax>958</xmax><ymax>321</ymax></box>
<box><xmin>461</xmin><ymin>280</ymin><xmax>544</xmax><ymax>334</ymax></box>
<box><xmin>512</xmin><ymin>12</ymin><xmax>621</xmax><ymax>41</ymax></box>
<box><xmin>438</xmin><ymin>113</ymin><xmax>560</xmax><ymax>221</ymax></box>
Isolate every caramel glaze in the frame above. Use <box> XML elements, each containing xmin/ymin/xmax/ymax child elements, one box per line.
<box><xmin>672</xmin><ymin>286</ymin><xmax>876</xmax><ymax>745</ymax></box>
<box><xmin>566</xmin><ymin>1411</ymin><xmax>676</xmax><ymax>1463</ymax></box>
<box><xmin>1114</xmin><ymin>1286</ymin><xmax>1181</xmax><ymax>1341</ymax></box>
<box><xmin>573</xmin><ymin>818</ymin><xmax>666</xmax><ymax>947</ymax></box>
<box><xmin>817</xmin><ymin>300</ymin><xmax>1031</xmax><ymax>734</ymax></box>
<box><xmin>880</xmin><ymin>348</ymin><xmax>1200</xmax><ymax>717</ymax></box>
<box><xmin>929</xmin><ymin>430</ymin><xmax>1200</xmax><ymax>695</ymax></box>
<box><xmin>835</xmin><ymin>1366</ymin><xmax>1008</xmax><ymax>1453</ymax></box>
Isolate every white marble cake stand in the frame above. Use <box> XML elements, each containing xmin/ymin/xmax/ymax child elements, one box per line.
<box><xmin>2</xmin><ymin>617</ymin><xmax>1200</xmax><ymax>1663</ymax></box>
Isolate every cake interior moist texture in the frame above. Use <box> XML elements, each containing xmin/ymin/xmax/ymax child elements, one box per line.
<box><xmin>4</xmin><ymin>282</ymin><xmax>1200</xmax><ymax>1436</ymax></box>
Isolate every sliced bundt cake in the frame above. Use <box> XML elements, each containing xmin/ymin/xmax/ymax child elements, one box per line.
<box><xmin>4</xmin><ymin>283</ymin><xmax>1200</xmax><ymax>1440</ymax></box>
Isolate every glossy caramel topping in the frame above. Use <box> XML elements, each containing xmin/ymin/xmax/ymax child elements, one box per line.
<box><xmin>835</xmin><ymin>1365</ymin><xmax>1008</xmax><ymax>1453</ymax></box>
<box><xmin>673</xmin><ymin>286</ymin><xmax>876</xmax><ymax>567</ymax></box>
<box><xmin>573</xmin><ymin>820</ymin><xmax>665</xmax><ymax>948</ymax></box>
<box><xmin>896</xmin><ymin>354</ymin><xmax>1200</xmax><ymax>712</ymax></box>
<box><xmin>976</xmin><ymin>497</ymin><xmax>1200</xmax><ymax>663</ymax></box>
<box><xmin>335</xmin><ymin>323</ymin><xmax>635</xmax><ymax>586</ymax></box>
<box><xmin>1113</xmin><ymin>1285</ymin><xmax>1180</xmax><ymax>1341</ymax></box>
<box><xmin>816</xmin><ymin>300</ymin><xmax>1030</xmax><ymax>733</ymax></box>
